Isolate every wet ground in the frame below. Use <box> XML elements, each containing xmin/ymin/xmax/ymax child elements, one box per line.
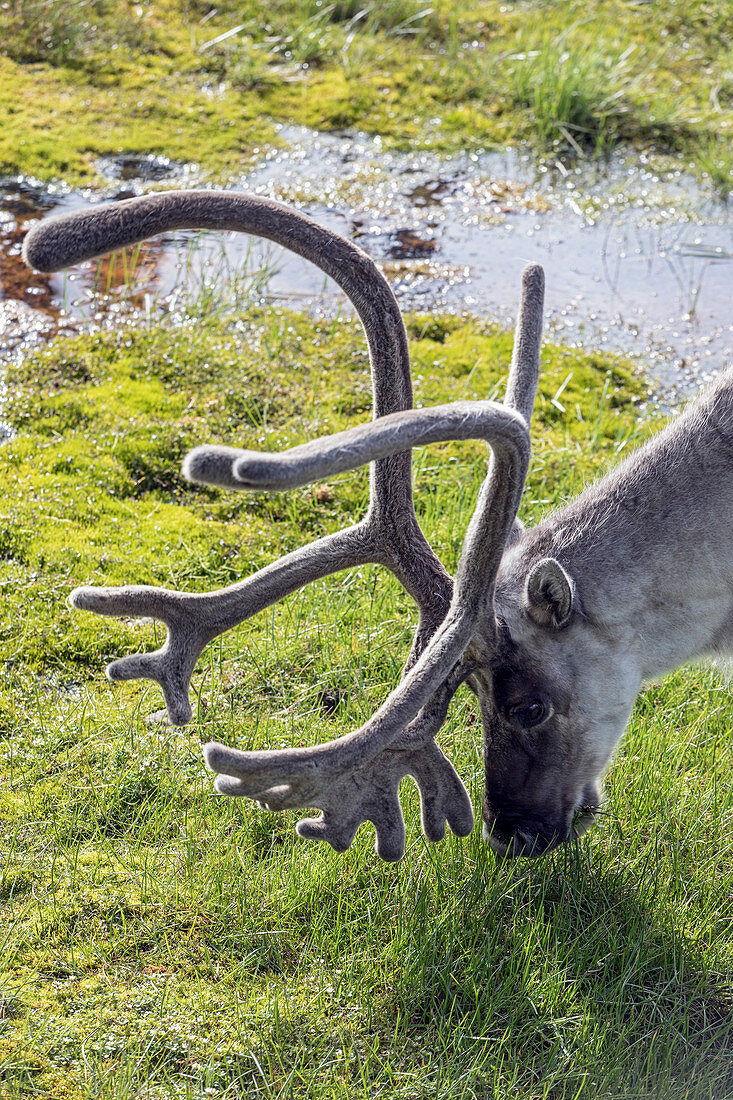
<box><xmin>0</xmin><ymin>126</ymin><xmax>730</xmax><ymax>396</ymax></box>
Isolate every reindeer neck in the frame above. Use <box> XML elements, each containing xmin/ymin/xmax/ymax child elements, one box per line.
<box><xmin>522</xmin><ymin>371</ymin><xmax>733</xmax><ymax>678</ymax></box>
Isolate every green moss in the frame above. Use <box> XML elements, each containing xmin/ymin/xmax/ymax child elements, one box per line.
<box><xmin>10</xmin><ymin>306</ymin><xmax>733</xmax><ymax>1100</ymax></box>
<box><xmin>0</xmin><ymin>308</ymin><xmax>648</xmax><ymax>677</ymax></box>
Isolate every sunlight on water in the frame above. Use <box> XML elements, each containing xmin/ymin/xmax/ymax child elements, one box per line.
<box><xmin>0</xmin><ymin>126</ymin><xmax>730</xmax><ymax>396</ymax></box>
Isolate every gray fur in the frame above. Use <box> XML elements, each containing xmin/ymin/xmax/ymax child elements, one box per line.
<box><xmin>23</xmin><ymin>191</ymin><xmax>541</xmax><ymax>860</ymax></box>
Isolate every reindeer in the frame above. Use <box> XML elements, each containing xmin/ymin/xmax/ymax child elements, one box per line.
<box><xmin>22</xmin><ymin>190</ymin><xmax>733</xmax><ymax>861</ymax></box>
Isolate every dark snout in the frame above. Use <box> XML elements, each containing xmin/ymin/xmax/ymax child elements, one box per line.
<box><xmin>482</xmin><ymin>799</ymin><xmax>570</xmax><ymax>858</ymax></box>
<box><xmin>482</xmin><ymin>783</ymin><xmax>598</xmax><ymax>858</ymax></box>
<box><xmin>482</xmin><ymin>783</ymin><xmax>601</xmax><ymax>859</ymax></box>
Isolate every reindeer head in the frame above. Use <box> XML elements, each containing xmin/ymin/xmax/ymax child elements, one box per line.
<box><xmin>469</xmin><ymin>533</ymin><xmax>645</xmax><ymax>856</ymax></box>
<box><xmin>23</xmin><ymin>189</ymin><xmax>574</xmax><ymax>862</ymax></box>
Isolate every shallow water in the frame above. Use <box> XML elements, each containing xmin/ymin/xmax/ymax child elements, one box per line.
<box><xmin>0</xmin><ymin>127</ymin><xmax>730</xmax><ymax>396</ymax></box>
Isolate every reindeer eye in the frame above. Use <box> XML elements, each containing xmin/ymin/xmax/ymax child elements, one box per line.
<box><xmin>510</xmin><ymin>700</ymin><xmax>547</xmax><ymax>727</ymax></box>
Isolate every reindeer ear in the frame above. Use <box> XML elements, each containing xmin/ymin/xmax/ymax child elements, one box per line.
<box><xmin>523</xmin><ymin>557</ymin><xmax>575</xmax><ymax>628</ymax></box>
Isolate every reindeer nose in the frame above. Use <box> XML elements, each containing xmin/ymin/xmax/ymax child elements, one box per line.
<box><xmin>482</xmin><ymin>802</ymin><xmax>569</xmax><ymax>858</ymax></box>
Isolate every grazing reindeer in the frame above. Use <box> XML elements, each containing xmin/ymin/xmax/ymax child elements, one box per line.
<box><xmin>23</xmin><ymin>191</ymin><xmax>733</xmax><ymax>861</ymax></box>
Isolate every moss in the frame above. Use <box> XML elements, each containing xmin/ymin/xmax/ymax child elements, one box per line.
<box><xmin>0</xmin><ymin>307</ymin><xmax>648</xmax><ymax>683</ymax></box>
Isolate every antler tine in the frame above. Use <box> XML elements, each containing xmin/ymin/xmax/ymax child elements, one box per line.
<box><xmin>184</xmin><ymin>401</ymin><xmax>528</xmax><ymax>491</ymax></box>
<box><xmin>69</xmin><ymin>523</ymin><xmax>375</xmax><ymax>725</ymax></box>
<box><xmin>505</xmin><ymin>262</ymin><xmax>544</xmax><ymax>421</ymax></box>
<box><xmin>209</xmin><ymin>664</ymin><xmax>473</xmax><ymax>860</ymax></box>
<box><xmin>447</xmin><ymin>262</ymin><xmax>544</xmax><ymax>634</ymax></box>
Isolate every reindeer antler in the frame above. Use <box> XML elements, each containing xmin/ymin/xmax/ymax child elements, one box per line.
<box><xmin>23</xmin><ymin>192</ymin><xmax>543</xmax><ymax>859</ymax></box>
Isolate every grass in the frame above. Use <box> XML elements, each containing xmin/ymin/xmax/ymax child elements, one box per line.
<box><xmin>2</xmin><ymin>281</ymin><xmax>733</xmax><ymax>1097</ymax></box>
<box><xmin>0</xmin><ymin>0</ymin><xmax>730</xmax><ymax>187</ymax></box>
<box><xmin>503</xmin><ymin>35</ymin><xmax>680</xmax><ymax>155</ymax></box>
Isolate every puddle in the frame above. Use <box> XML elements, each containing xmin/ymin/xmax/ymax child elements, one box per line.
<box><xmin>0</xmin><ymin>127</ymin><xmax>730</xmax><ymax>398</ymax></box>
<box><xmin>96</xmin><ymin>153</ymin><xmax>187</xmax><ymax>184</ymax></box>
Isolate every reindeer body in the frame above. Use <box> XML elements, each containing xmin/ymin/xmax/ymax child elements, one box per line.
<box><xmin>22</xmin><ymin>189</ymin><xmax>733</xmax><ymax>862</ymax></box>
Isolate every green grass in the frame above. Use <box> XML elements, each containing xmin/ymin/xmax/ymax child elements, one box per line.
<box><xmin>503</xmin><ymin>34</ymin><xmax>682</xmax><ymax>154</ymax></box>
<box><xmin>2</xmin><ymin>288</ymin><xmax>733</xmax><ymax>1098</ymax></box>
<box><xmin>0</xmin><ymin>0</ymin><xmax>730</xmax><ymax>187</ymax></box>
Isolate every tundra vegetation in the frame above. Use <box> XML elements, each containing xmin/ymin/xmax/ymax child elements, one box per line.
<box><xmin>1</xmin><ymin>2</ymin><xmax>733</xmax><ymax>1098</ymax></box>
<box><xmin>2</xmin><ymin>300</ymin><xmax>733</xmax><ymax>1097</ymax></box>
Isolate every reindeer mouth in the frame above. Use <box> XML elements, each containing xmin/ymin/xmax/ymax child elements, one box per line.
<box><xmin>482</xmin><ymin>797</ymin><xmax>601</xmax><ymax>858</ymax></box>
<box><xmin>482</xmin><ymin>819</ymin><xmax>563</xmax><ymax>859</ymax></box>
<box><xmin>497</xmin><ymin>833</ymin><xmax>552</xmax><ymax>858</ymax></box>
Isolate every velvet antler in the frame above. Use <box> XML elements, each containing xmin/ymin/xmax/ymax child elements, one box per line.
<box><xmin>23</xmin><ymin>191</ymin><xmax>543</xmax><ymax>859</ymax></box>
